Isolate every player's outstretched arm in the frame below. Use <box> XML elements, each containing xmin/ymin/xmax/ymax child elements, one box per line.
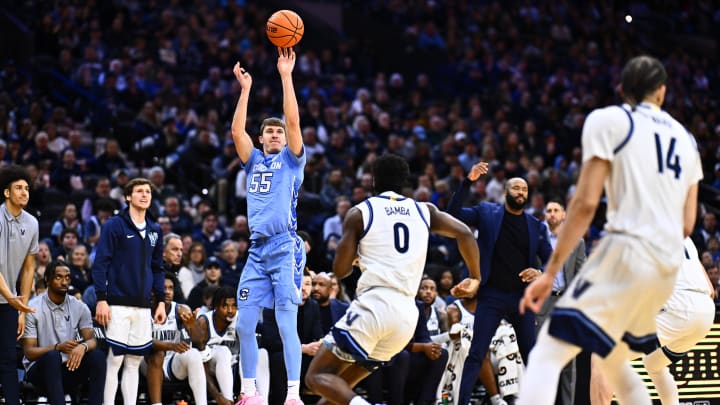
<box><xmin>426</xmin><ymin>203</ymin><xmax>480</xmax><ymax>298</ymax></box>
<box><xmin>277</xmin><ymin>47</ymin><xmax>303</xmax><ymax>157</ymax></box>
<box><xmin>231</xmin><ymin>62</ymin><xmax>254</xmax><ymax>164</ymax></box>
<box><xmin>332</xmin><ymin>207</ymin><xmax>363</xmax><ymax>280</ymax></box>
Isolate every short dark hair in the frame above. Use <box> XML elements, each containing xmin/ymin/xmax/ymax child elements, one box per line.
<box><xmin>620</xmin><ymin>55</ymin><xmax>667</xmax><ymax>108</ymax></box>
<box><xmin>164</xmin><ymin>271</ymin><xmax>178</xmax><ymax>287</ymax></box>
<box><xmin>0</xmin><ymin>165</ymin><xmax>31</xmax><ymax>197</ymax></box>
<box><xmin>212</xmin><ymin>286</ymin><xmax>237</xmax><ymax>308</ymax></box>
<box><xmin>60</xmin><ymin>227</ymin><xmax>80</xmax><ymax>239</ymax></box>
<box><xmin>372</xmin><ymin>154</ymin><xmax>410</xmax><ymax>194</ymax></box>
<box><xmin>44</xmin><ymin>260</ymin><xmax>70</xmax><ymax>284</ymax></box>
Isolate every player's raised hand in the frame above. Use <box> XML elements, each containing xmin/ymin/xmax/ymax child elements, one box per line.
<box><xmin>277</xmin><ymin>47</ymin><xmax>296</xmax><ymax>75</ymax></box>
<box><xmin>519</xmin><ymin>272</ymin><xmax>553</xmax><ymax>315</ymax></box>
<box><xmin>467</xmin><ymin>162</ymin><xmax>489</xmax><ymax>182</ymax></box>
<box><xmin>233</xmin><ymin>62</ymin><xmax>252</xmax><ymax>90</ymax></box>
<box><xmin>154</xmin><ymin>301</ymin><xmax>167</xmax><ymax>324</ymax></box>
<box><xmin>451</xmin><ymin>278</ymin><xmax>480</xmax><ymax>298</ymax></box>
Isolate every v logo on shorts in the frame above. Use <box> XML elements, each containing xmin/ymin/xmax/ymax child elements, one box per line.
<box><xmin>572</xmin><ymin>278</ymin><xmax>592</xmax><ymax>299</ymax></box>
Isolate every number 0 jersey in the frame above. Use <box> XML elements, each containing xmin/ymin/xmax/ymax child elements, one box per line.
<box><xmin>582</xmin><ymin>103</ymin><xmax>702</xmax><ymax>267</ymax></box>
<box><xmin>355</xmin><ymin>191</ymin><xmax>430</xmax><ymax>297</ymax></box>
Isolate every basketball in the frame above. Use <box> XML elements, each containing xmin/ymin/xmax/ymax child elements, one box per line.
<box><xmin>266</xmin><ymin>10</ymin><xmax>304</xmax><ymax>48</ymax></box>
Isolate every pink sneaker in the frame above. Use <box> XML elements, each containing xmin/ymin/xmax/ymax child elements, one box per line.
<box><xmin>284</xmin><ymin>399</ymin><xmax>304</xmax><ymax>405</ymax></box>
<box><xmin>235</xmin><ymin>393</ymin><xmax>264</xmax><ymax>405</ymax></box>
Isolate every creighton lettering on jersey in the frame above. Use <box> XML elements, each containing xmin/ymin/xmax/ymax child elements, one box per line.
<box><xmin>582</xmin><ymin>102</ymin><xmax>702</xmax><ymax>267</ymax></box>
<box><xmin>355</xmin><ymin>191</ymin><xmax>430</xmax><ymax>297</ymax></box>
<box><xmin>243</xmin><ymin>146</ymin><xmax>305</xmax><ymax>240</ymax></box>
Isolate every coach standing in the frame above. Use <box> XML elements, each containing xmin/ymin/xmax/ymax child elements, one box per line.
<box><xmin>447</xmin><ymin>162</ymin><xmax>552</xmax><ymax>405</ymax></box>
<box><xmin>0</xmin><ymin>165</ymin><xmax>39</xmax><ymax>405</ymax></box>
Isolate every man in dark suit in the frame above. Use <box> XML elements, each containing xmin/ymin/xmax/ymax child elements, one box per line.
<box><xmin>447</xmin><ymin>162</ymin><xmax>553</xmax><ymax>405</ymax></box>
<box><xmin>261</xmin><ymin>271</ymin><xmax>323</xmax><ymax>405</ymax></box>
<box><xmin>535</xmin><ymin>200</ymin><xmax>586</xmax><ymax>405</ymax></box>
<box><xmin>311</xmin><ymin>272</ymin><xmax>349</xmax><ymax>335</ymax></box>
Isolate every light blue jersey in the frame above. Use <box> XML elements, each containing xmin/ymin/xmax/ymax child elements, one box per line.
<box><xmin>243</xmin><ymin>146</ymin><xmax>305</xmax><ymax>240</ymax></box>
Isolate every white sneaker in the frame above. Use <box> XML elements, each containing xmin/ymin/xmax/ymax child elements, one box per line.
<box><xmin>489</xmin><ymin>394</ymin><xmax>508</xmax><ymax>405</ymax></box>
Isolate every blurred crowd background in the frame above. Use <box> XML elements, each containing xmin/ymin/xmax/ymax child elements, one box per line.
<box><xmin>0</xmin><ymin>0</ymin><xmax>719</xmax><ymax>302</ymax></box>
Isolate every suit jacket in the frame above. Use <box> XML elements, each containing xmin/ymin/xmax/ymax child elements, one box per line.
<box><xmin>536</xmin><ymin>238</ymin><xmax>586</xmax><ymax>327</ymax></box>
<box><xmin>558</xmin><ymin>238</ymin><xmax>586</xmax><ymax>288</ymax></box>
<box><xmin>447</xmin><ymin>179</ymin><xmax>553</xmax><ymax>285</ymax></box>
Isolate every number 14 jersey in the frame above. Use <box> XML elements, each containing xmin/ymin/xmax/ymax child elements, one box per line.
<box><xmin>582</xmin><ymin>102</ymin><xmax>702</xmax><ymax>268</ymax></box>
<box><xmin>355</xmin><ymin>191</ymin><xmax>430</xmax><ymax>297</ymax></box>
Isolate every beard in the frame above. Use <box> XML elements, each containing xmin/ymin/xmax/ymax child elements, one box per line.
<box><xmin>505</xmin><ymin>193</ymin><xmax>527</xmax><ymax>210</ymax></box>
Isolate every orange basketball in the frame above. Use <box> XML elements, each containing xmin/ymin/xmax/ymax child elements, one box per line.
<box><xmin>266</xmin><ymin>10</ymin><xmax>304</xmax><ymax>48</ymax></box>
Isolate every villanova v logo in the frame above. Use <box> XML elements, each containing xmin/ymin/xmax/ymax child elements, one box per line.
<box><xmin>572</xmin><ymin>278</ymin><xmax>592</xmax><ymax>299</ymax></box>
<box><xmin>20</xmin><ymin>229</ymin><xmax>25</xmax><ymax>236</ymax></box>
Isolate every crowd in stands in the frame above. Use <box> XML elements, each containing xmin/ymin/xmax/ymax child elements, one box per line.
<box><xmin>1</xmin><ymin>0</ymin><xmax>720</xmax><ymax>403</ymax></box>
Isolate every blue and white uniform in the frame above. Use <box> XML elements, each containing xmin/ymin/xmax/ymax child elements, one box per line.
<box><xmin>326</xmin><ymin>191</ymin><xmax>430</xmax><ymax>363</ymax></box>
<box><xmin>237</xmin><ymin>146</ymin><xmax>306</xmax><ymax>310</ymax></box>
<box><xmin>549</xmin><ymin>103</ymin><xmax>703</xmax><ymax>357</ymax></box>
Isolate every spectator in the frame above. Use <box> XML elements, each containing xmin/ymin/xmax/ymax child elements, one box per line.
<box><xmin>178</xmin><ymin>241</ymin><xmax>206</xmax><ymax>299</ymax></box>
<box><xmin>417</xmin><ymin>277</ymin><xmax>448</xmax><ymax>338</ymax></box>
<box><xmin>80</xmin><ymin>177</ymin><xmax>118</xmax><ymax>221</ymax></box>
<box><xmin>23</xmin><ymin>261</ymin><xmax>106</xmax><ymax>405</ymax></box>
<box><xmin>67</xmin><ymin>244</ymin><xmax>92</xmax><ymax>294</ymax></box>
<box><xmin>50</xmin><ymin>202</ymin><xmax>83</xmax><ymax>247</ymax></box>
<box><xmin>692</xmin><ymin>212</ymin><xmax>720</xmax><ymax>252</ymax></box>
<box><xmin>534</xmin><ymin>200</ymin><xmax>587</xmax><ymax>405</ymax></box>
<box><xmin>322</xmin><ymin>197</ymin><xmax>350</xmax><ymax>264</ymax></box>
<box><xmin>163</xmin><ymin>233</ymin><xmax>188</xmax><ymax>304</ymax></box>
<box><xmin>186</xmin><ymin>258</ymin><xmax>223</xmax><ymax>311</ymax></box>
<box><xmin>310</xmin><ymin>272</ymin><xmax>349</xmax><ymax>335</ymax></box>
<box><xmin>218</xmin><ymin>240</ymin><xmax>242</xmax><ymax>288</ymax></box>
<box><xmin>52</xmin><ymin>228</ymin><xmax>80</xmax><ymax>261</ymax></box>
<box><xmin>446</xmin><ymin>162</ymin><xmax>552</xmax><ymax>405</ymax></box>
<box><xmin>50</xmin><ymin>149</ymin><xmax>84</xmax><ymax>193</ymax></box>
<box><xmin>192</xmin><ymin>211</ymin><xmax>227</xmax><ymax>257</ymax></box>
<box><xmin>403</xmin><ymin>300</ymin><xmax>450</xmax><ymax>405</ymax></box>
<box><xmin>164</xmin><ymin>195</ymin><xmax>194</xmax><ymax>236</ymax></box>
<box><xmin>84</xmin><ymin>197</ymin><xmax>115</xmax><ymax>249</ymax></box>
<box><xmin>144</xmin><ymin>272</ymin><xmax>207</xmax><ymax>405</ymax></box>
<box><xmin>0</xmin><ymin>165</ymin><xmax>40</xmax><ymax>405</ymax></box>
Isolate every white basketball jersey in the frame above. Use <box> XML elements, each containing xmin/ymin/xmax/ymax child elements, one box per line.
<box><xmin>355</xmin><ymin>191</ymin><xmax>430</xmax><ymax>297</ymax></box>
<box><xmin>674</xmin><ymin>237</ymin><xmax>713</xmax><ymax>296</ymax></box>
<box><xmin>152</xmin><ymin>301</ymin><xmax>182</xmax><ymax>343</ymax></box>
<box><xmin>200</xmin><ymin>310</ymin><xmax>239</xmax><ymax>356</ymax></box>
<box><xmin>454</xmin><ymin>300</ymin><xmax>475</xmax><ymax>331</ymax></box>
<box><xmin>582</xmin><ymin>103</ymin><xmax>703</xmax><ymax>267</ymax></box>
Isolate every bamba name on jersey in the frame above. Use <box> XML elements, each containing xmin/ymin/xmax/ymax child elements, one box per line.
<box><xmin>384</xmin><ymin>206</ymin><xmax>411</xmax><ymax>216</ymax></box>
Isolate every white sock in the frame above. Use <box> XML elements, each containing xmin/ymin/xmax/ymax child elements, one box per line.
<box><xmin>598</xmin><ymin>346</ymin><xmax>652</xmax><ymax>405</ymax></box>
<box><xmin>349</xmin><ymin>396</ymin><xmax>371</xmax><ymax>405</ymax></box>
<box><xmin>121</xmin><ymin>355</ymin><xmax>142</xmax><ymax>405</ymax></box>
<box><xmin>644</xmin><ymin>349</ymin><xmax>678</xmax><ymax>404</ymax></box>
<box><xmin>286</xmin><ymin>379</ymin><xmax>301</xmax><ymax>400</ymax></box>
<box><xmin>152</xmin><ymin>403</ymin><xmax>162</xmax><ymax>405</ymax></box>
<box><xmin>242</xmin><ymin>377</ymin><xmax>257</xmax><ymax>395</ymax></box>
<box><xmin>104</xmin><ymin>351</ymin><xmax>124</xmax><ymax>405</ymax></box>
